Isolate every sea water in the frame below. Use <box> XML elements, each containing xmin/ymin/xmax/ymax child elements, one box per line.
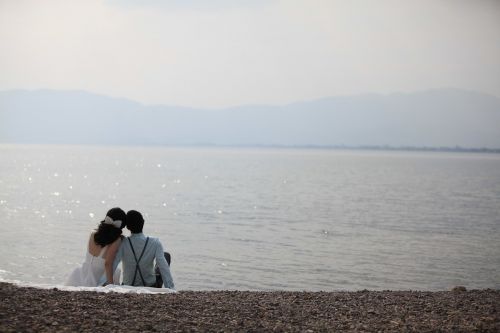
<box><xmin>0</xmin><ymin>144</ymin><xmax>499</xmax><ymax>291</ymax></box>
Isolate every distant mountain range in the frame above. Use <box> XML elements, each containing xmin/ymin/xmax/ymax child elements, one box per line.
<box><xmin>1</xmin><ymin>88</ymin><xmax>500</xmax><ymax>149</ymax></box>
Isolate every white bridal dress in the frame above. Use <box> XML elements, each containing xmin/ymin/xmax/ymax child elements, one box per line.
<box><xmin>65</xmin><ymin>239</ymin><xmax>120</xmax><ymax>287</ymax></box>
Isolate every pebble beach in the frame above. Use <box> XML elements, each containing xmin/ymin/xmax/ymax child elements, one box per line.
<box><xmin>1</xmin><ymin>282</ymin><xmax>498</xmax><ymax>332</ymax></box>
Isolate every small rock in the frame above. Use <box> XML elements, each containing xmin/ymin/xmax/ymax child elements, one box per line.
<box><xmin>452</xmin><ymin>286</ymin><xmax>467</xmax><ymax>292</ymax></box>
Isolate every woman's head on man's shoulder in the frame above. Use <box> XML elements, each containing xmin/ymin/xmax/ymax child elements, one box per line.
<box><xmin>93</xmin><ymin>207</ymin><xmax>147</xmax><ymax>242</ymax></box>
<box><xmin>105</xmin><ymin>207</ymin><xmax>127</xmax><ymax>228</ymax></box>
<box><xmin>93</xmin><ymin>207</ymin><xmax>127</xmax><ymax>246</ymax></box>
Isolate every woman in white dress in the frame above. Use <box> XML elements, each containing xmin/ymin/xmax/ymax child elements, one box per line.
<box><xmin>65</xmin><ymin>207</ymin><xmax>126</xmax><ymax>287</ymax></box>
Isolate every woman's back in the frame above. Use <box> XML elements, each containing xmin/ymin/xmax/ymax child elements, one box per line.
<box><xmin>64</xmin><ymin>208</ymin><xmax>126</xmax><ymax>287</ymax></box>
<box><xmin>65</xmin><ymin>233</ymin><xmax>108</xmax><ymax>287</ymax></box>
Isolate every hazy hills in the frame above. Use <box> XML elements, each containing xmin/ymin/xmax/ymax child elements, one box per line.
<box><xmin>1</xmin><ymin>88</ymin><xmax>500</xmax><ymax>148</ymax></box>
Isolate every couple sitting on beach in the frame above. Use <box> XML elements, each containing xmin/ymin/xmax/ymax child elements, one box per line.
<box><xmin>65</xmin><ymin>207</ymin><xmax>174</xmax><ymax>289</ymax></box>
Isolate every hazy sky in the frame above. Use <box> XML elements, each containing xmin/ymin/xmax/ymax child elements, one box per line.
<box><xmin>1</xmin><ymin>0</ymin><xmax>499</xmax><ymax>108</ymax></box>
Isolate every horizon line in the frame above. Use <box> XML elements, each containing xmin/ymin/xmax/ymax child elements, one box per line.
<box><xmin>1</xmin><ymin>142</ymin><xmax>499</xmax><ymax>154</ymax></box>
<box><xmin>2</xmin><ymin>87</ymin><xmax>499</xmax><ymax>110</ymax></box>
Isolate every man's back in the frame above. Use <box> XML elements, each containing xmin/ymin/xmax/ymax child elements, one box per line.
<box><xmin>121</xmin><ymin>232</ymin><xmax>174</xmax><ymax>289</ymax></box>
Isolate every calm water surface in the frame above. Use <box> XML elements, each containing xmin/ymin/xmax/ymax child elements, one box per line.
<box><xmin>0</xmin><ymin>145</ymin><xmax>499</xmax><ymax>291</ymax></box>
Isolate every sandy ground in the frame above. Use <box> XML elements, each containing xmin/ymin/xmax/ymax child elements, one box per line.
<box><xmin>0</xmin><ymin>282</ymin><xmax>498</xmax><ymax>332</ymax></box>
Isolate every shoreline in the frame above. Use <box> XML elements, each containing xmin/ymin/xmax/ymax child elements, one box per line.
<box><xmin>1</xmin><ymin>282</ymin><xmax>498</xmax><ymax>332</ymax></box>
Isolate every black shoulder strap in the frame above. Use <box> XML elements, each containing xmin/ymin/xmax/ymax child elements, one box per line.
<box><xmin>128</xmin><ymin>237</ymin><xmax>150</xmax><ymax>286</ymax></box>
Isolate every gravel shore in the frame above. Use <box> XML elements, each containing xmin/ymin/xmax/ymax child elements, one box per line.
<box><xmin>1</xmin><ymin>282</ymin><xmax>498</xmax><ymax>332</ymax></box>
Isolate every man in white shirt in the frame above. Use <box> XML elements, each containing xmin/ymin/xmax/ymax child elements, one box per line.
<box><xmin>120</xmin><ymin>210</ymin><xmax>174</xmax><ymax>289</ymax></box>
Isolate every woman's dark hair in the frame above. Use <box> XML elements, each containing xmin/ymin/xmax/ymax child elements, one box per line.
<box><xmin>93</xmin><ymin>207</ymin><xmax>126</xmax><ymax>246</ymax></box>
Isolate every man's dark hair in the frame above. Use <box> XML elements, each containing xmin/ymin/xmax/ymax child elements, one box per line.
<box><xmin>126</xmin><ymin>210</ymin><xmax>144</xmax><ymax>234</ymax></box>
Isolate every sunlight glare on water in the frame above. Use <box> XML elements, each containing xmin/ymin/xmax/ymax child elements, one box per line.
<box><xmin>0</xmin><ymin>144</ymin><xmax>499</xmax><ymax>291</ymax></box>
